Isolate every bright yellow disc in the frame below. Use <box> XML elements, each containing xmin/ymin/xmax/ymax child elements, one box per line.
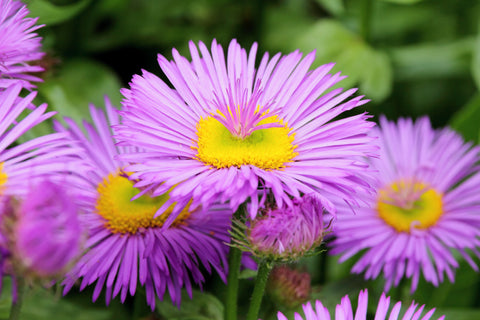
<box><xmin>96</xmin><ymin>171</ymin><xmax>191</xmax><ymax>234</ymax></box>
<box><xmin>194</xmin><ymin>114</ymin><xmax>298</xmax><ymax>169</ymax></box>
<box><xmin>377</xmin><ymin>181</ymin><xmax>443</xmax><ymax>233</ymax></box>
<box><xmin>0</xmin><ymin>162</ymin><xmax>7</xmax><ymax>194</ymax></box>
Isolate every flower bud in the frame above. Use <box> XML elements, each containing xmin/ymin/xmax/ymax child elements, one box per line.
<box><xmin>268</xmin><ymin>265</ymin><xmax>311</xmax><ymax>308</ymax></box>
<box><xmin>246</xmin><ymin>194</ymin><xmax>328</xmax><ymax>262</ymax></box>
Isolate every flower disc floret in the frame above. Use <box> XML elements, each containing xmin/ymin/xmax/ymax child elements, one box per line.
<box><xmin>377</xmin><ymin>181</ymin><xmax>443</xmax><ymax>232</ymax></box>
<box><xmin>96</xmin><ymin>172</ymin><xmax>192</xmax><ymax>234</ymax></box>
<box><xmin>0</xmin><ymin>163</ymin><xmax>7</xmax><ymax>193</ymax></box>
<box><xmin>195</xmin><ymin>114</ymin><xmax>297</xmax><ymax>169</ymax></box>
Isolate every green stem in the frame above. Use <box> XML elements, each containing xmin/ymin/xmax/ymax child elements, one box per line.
<box><xmin>225</xmin><ymin>206</ymin><xmax>246</xmax><ymax>320</ymax></box>
<box><xmin>360</xmin><ymin>0</ymin><xmax>373</xmax><ymax>42</ymax></box>
<box><xmin>9</xmin><ymin>277</ymin><xmax>25</xmax><ymax>320</ymax></box>
<box><xmin>225</xmin><ymin>246</ymin><xmax>242</xmax><ymax>320</ymax></box>
<box><xmin>246</xmin><ymin>261</ymin><xmax>273</xmax><ymax>320</ymax></box>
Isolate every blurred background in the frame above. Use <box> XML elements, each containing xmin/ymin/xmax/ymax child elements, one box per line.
<box><xmin>30</xmin><ymin>0</ymin><xmax>480</xmax><ymax>143</ymax></box>
<box><xmin>13</xmin><ymin>0</ymin><xmax>480</xmax><ymax>319</ymax></box>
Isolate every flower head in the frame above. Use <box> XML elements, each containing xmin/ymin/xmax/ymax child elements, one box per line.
<box><xmin>57</xmin><ymin>99</ymin><xmax>233</xmax><ymax>309</ymax></box>
<box><xmin>275</xmin><ymin>289</ymin><xmax>444</xmax><ymax>320</ymax></box>
<box><xmin>14</xmin><ymin>180</ymin><xmax>82</xmax><ymax>278</ymax></box>
<box><xmin>116</xmin><ymin>39</ymin><xmax>377</xmax><ymax>219</ymax></box>
<box><xmin>331</xmin><ymin>116</ymin><xmax>480</xmax><ymax>292</ymax></box>
<box><xmin>0</xmin><ymin>84</ymin><xmax>83</xmax><ymax>199</ymax></box>
<box><xmin>244</xmin><ymin>194</ymin><xmax>328</xmax><ymax>261</ymax></box>
<box><xmin>0</xmin><ymin>0</ymin><xmax>44</xmax><ymax>90</ymax></box>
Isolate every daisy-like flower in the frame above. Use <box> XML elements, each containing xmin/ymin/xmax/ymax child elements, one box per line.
<box><xmin>0</xmin><ymin>84</ymin><xmax>82</xmax><ymax>199</ymax></box>
<box><xmin>330</xmin><ymin>116</ymin><xmax>480</xmax><ymax>292</ymax></box>
<box><xmin>58</xmin><ymin>99</ymin><xmax>233</xmax><ymax>309</ymax></box>
<box><xmin>275</xmin><ymin>289</ymin><xmax>444</xmax><ymax>320</ymax></box>
<box><xmin>0</xmin><ymin>0</ymin><xmax>44</xmax><ymax>90</ymax></box>
<box><xmin>116</xmin><ymin>39</ymin><xmax>377</xmax><ymax>219</ymax></box>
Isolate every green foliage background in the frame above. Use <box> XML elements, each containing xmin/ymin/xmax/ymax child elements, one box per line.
<box><xmin>5</xmin><ymin>0</ymin><xmax>480</xmax><ymax>319</ymax></box>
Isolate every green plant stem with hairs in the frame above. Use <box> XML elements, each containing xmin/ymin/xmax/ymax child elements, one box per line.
<box><xmin>246</xmin><ymin>261</ymin><xmax>274</xmax><ymax>320</ymax></box>
<box><xmin>9</xmin><ymin>277</ymin><xmax>25</xmax><ymax>320</ymax></box>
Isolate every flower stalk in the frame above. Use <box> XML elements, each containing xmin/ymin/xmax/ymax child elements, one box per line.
<box><xmin>246</xmin><ymin>261</ymin><xmax>273</xmax><ymax>320</ymax></box>
<box><xmin>9</xmin><ymin>277</ymin><xmax>25</xmax><ymax>320</ymax></box>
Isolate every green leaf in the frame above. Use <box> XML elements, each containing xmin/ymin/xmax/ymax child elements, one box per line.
<box><xmin>314</xmin><ymin>0</ymin><xmax>345</xmax><ymax>16</ymax></box>
<box><xmin>391</xmin><ymin>38</ymin><xmax>474</xmax><ymax>81</ymax></box>
<box><xmin>26</xmin><ymin>0</ymin><xmax>92</xmax><ymax>26</ymax></box>
<box><xmin>0</xmin><ymin>278</ymin><xmax>111</xmax><ymax>320</ymax></box>
<box><xmin>38</xmin><ymin>58</ymin><xmax>123</xmax><ymax>126</ymax></box>
<box><xmin>435</xmin><ymin>309</ymin><xmax>480</xmax><ymax>320</ymax></box>
<box><xmin>156</xmin><ymin>289</ymin><xmax>224</xmax><ymax>320</ymax></box>
<box><xmin>449</xmin><ymin>93</ymin><xmax>480</xmax><ymax>143</ymax></box>
<box><xmin>380</xmin><ymin>0</ymin><xmax>424</xmax><ymax>4</ymax></box>
<box><xmin>472</xmin><ymin>23</ymin><xmax>480</xmax><ymax>90</ymax></box>
<box><xmin>291</xmin><ymin>19</ymin><xmax>392</xmax><ymax>102</ymax></box>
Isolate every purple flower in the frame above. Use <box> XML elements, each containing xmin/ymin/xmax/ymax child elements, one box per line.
<box><xmin>246</xmin><ymin>195</ymin><xmax>327</xmax><ymax>261</ymax></box>
<box><xmin>275</xmin><ymin>289</ymin><xmax>444</xmax><ymax>320</ymax></box>
<box><xmin>116</xmin><ymin>39</ymin><xmax>377</xmax><ymax>219</ymax></box>
<box><xmin>0</xmin><ymin>0</ymin><xmax>44</xmax><ymax>90</ymax></box>
<box><xmin>331</xmin><ymin>116</ymin><xmax>480</xmax><ymax>292</ymax></box>
<box><xmin>57</xmin><ymin>99</ymin><xmax>233</xmax><ymax>309</ymax></box>
<box><xmin>0</xmin><ymin>84</ymin><xmax>84</xmax><ymax>199</ymax></box>
<box><xmin>14</xmin><ymin>180</ymin><xmax>82</xmax><ymax>277</ymax></box>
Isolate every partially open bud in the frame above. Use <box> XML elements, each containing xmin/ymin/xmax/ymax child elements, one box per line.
<box><xmin>1</xmin><ymin>180</ymin><xmax>83</xmax><ymax>281</ymax></box>
<box><xmin>238</xmin><ymin>194</ymin><xmax>329</xmax><ymax>262</ymax></box>
<box><xmin>268</xmin><ymin>265</ymin><xmax>311</xmax><ymax>308</ymax></box>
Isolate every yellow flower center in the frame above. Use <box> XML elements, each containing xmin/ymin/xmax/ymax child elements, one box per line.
<box><xmin>194</xmin><ymin>114</ymin><xmax>298</xmax><ymax>169</ymax></box>
<box><xmin>96</xmin><ymin>171</ymin><xmax>192</xmax><ymax>234</ymax></box>
<box><xmin>0</xmin><ymin>162</ymin><xmax>7</xmax><ymax>194</ymax></box>
<box><xmin>377</xmin><ymin>181</ymin><xmax>443</xmax><ymax>233</ymax></box>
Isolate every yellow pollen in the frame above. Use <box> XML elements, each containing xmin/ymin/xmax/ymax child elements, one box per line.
<box><xmin>377</xmin><ymin>181</ymin><xmax>443</xmax><ymax>233</ymax></box>
<box><xmin>0</xmin><ymin>162</ymin><xmax>7</xmax><ymax>194</ymax></box>
<box><xmin>95</xmin><ymin>171</ymin><xmax>192</xmax><ymax>234</ymax></box>
<box><xmin>194</xmin><ymin>114</ymin><xmax>298</xmax><ymax>169</ymax></box>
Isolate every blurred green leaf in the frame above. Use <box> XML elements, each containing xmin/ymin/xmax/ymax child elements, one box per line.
<box><xmin>435</xmin><ymin>309</ymin><xmax>480</xmax><ymax>319</ymax></box>
<box><xmin>380</xmin><ymin>0</ymin><xmax>423</xmax><ymax>4</ymax></box>
<box><xmin>449</xmin><ymin>93</ymin><xmax>480</xmax><ymax>143</ymax></box>
<box><xmin>315</xmin><ymin>0</ymin><xmax>344</xmax><ymax>16</ymax></box>
<box><xmin>0</xmin><ymin>278</ymin><xmax>111</xmax><ymax>320</ymax></box>
<box><xmin>26</xmin><ymin>0</ymin><xmax>92</xmax><ymax>26</ymax></box>
<box><xmin>156</xmin><ymin>289</ymin><xmax>223</xmax><ymax>320</ymax></box>
<box><xmin>292</xmin><ymin>19</ymin><xmax>392</xmax><ymax>101</ymax></box>
<box><xmin>239</xmin><ymin>268</ymin><xmax>258</xmax><ymax>280</ymax></box>
<box><xmin>472</xmin><ymin>23</ymin><xmax>480</xmax><ymax>90</ymax></box>
<box><xmin>38</xmin><ymin>58</ymin><xmax>123</xmax><ymax>125</ymax></box>
<box><xmin>391</xmin><ymin>38</ymin><xmax>474</xmax><ymax>81</ymax></box>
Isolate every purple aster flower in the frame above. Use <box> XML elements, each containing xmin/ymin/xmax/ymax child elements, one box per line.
<box><xmin>0</xmin><ymin>0</ymin><xmax>44</xmax><ymax>90</ymax></box>
<box><xmin>0</xmin><ymin>84</ymin><xmax>84</xmax><ymax>199</ymax></box>
<box><xmin>275</xmin><ymin>289</ymin><xmax>444</xmax><ymax>320</ymax></box>
<box><xmin>57</xmin><ymin>99</ymin><xmax>233</xmax><ymax>309</ymax></box>
<box><xmin>243</xmin><ymin>194</ymin><xmax>328</xmax><ymax>261</ymax></box>
<box><xmin>14</xmin><ymin>180</ymin><xmax>82</xmax><ymax>278</ymax></box>
<box><xmin>330</xmin><ymin>116</ymin><xmax>480</xmax><ymax>292</ymax></box>
<box><xmin>116</xmin><ymin>39</ymin><xmax>377</xmax><ymax>219</ymax></box>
